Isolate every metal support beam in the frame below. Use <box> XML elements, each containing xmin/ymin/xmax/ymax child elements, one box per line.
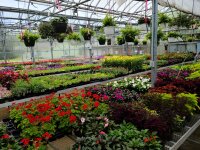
<box><xmin>150</xmin><ymin>0</ymin><xmax>158</xmax><ymax>87</ymax></box>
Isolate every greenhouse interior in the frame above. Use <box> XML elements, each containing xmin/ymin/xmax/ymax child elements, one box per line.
<box><xmin>1</xmin><ymin>0</ymin><xmax>200</xmax><ymax>149</ymax></box>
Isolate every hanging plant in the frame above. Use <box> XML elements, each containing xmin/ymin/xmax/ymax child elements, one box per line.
<box><xmin>167</xmin><ymin>31</ymin><xmax>181</xmax><ymax>38</ymax></box>
<box><xmin>56</xmin><ymin>33</ymin><xmax>66</xmax><ymax>43</ymax></box>
<box><xmin>38</xmin><ymin>22</ymin><xmax>56</xmax><ymax>39</ymax></box>
<box><xmin>117</xmin><ymin>35</ymin><xmax>125</xmax><ymax>45</ymax></box>
<box><xmin>134</xmin><ymin>38</ymin><xmax>139</xmax><ymax>45</ymax></box>
<box><xmin>138</xmin><ymin>17</ymin><xmax>151</xmax><ymax>25</ymax></box>
<box><xmin>146</xmin><ymin>28</ymin><xmax>165</xmax><ymax>45</ymax></box>
<box><xmin>50</xmin><ymin>17</ymin><xmax>68</xmax><ymax>33</ymax></box>
<box><xmin>121</xmin><ymin>25</ymin><xmax>140</xmax><ymax>42</ymax></box>
<box><xmin>18</xmin><ymin>30</ymin><xmax>40</xmax><ymax>47</ymax></box>
<box><xmin>158</xmin><ymin>13</ymin><xmax>171</xmax><ymax>25</ymax></box>
<box><xmin>80</xmin><ymin>27</ymin><xmax>95</xmax><ymax>41</ymax></box>
<box><xmin>102</xmin><ymin>14</ymin><xmax>116</xmax><ymax>27</ymax></box>
<box><xmin>142</xmin><ymin>40</ymin><xmax>147</xmax><ymax>45</ymax></box>
<box><xmin>97</xmin><ymin>34</ymin><xmax>106</xmax><ymax>45</ymax></box>
<box><xmin>67</xmin><ymin>32</ymin><xmax>81</xmax><ymax>42</ymax></box>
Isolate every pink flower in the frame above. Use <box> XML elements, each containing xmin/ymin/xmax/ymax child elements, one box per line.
<box><xmin>99</xmin><ymin>131</ymin><xmax>106</xmax><ymax>135</ymax></box>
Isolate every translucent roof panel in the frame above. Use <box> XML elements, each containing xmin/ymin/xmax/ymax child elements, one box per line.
<box><xmin>0</xmin><ymin>0</ymin><xmax>170</xmax><ymax>31</ymax></box>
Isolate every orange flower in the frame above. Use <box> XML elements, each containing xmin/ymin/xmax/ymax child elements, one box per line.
<box><xmin>144</xmin><ymin>138</ymin><xmax>149</xmax><ymax>143</ymax></box>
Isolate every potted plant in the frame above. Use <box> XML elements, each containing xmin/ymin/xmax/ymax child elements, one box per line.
<box><xmin>116</xmin><ymin>35</ymin><xmax>125</xmax><ymax>45</ymax></box>
<box><xmin>138</xmin><ymin>17</ymin><xmax>151</xmax><ymax>31</ymax></box>
<box><xmin>102</xmin><ymin>14</ymin><xmax>116</xmax><ymax>35</ymax></box>
<box><xmin>142</xmin><ymin>40</ymin><xmax>147</xmax><ymax>45</ymax></box>
<box><xmin>67</xmin><ymin>32</ymin><xmax>81</xmax><ymax>41</ymax></box>
<box><xmin>38</xmin><ymin>22</ymin><xmax>56</xmax><ymax>39</ymax></box>
<box><xmin>107</xmin><ymin>39</ymin><xmax>111</xmax><ymax>45</ymax></box>
<box><xmin>80</xmin><ymin>27</ymin><xmax>94</xmax><ymax>41</ymax></box>
<box><xmin>121</xmin><ymin>25</ymin><xmax>140</xmax><ymax>42</ymax></box>
<box><xmin>50</xmin><ymin>17</ymin><xmax>68</xmax><ymax>33</ymax></box>
<box><xmin>134</xmin><ymin>38</ymin><xmax>139</xmax><ymax>45</ymax></box>
<box><xmin>56</xmin><ymin>33</ymin><xmax>66</xmax><ymax>43</ymax></box>
<box><xmin>158</xmin><ymin>13</ymin><xmax>171</xmax><ymax>27</ymax></box>
<box><xmin>167</xmin><ymin>31</ymin><xmax>182</xmax><ymax>42</ymax></box>
<box><xmin>97</xmin><ymin>34</ymin><xmax>106</xmax><ymax>45</ymax></box>
<box><xmin>19</xmin><ymin>30</ymin><xmax>40</xmax><ymax>47</ymax></box>
<box><xmin>146</xmin><ymin>28</ymin><xmax>165</xmax><ymax>45</ymax></box>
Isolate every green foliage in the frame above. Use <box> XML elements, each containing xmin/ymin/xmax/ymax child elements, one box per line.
<box><xmin>102</xmin><ymin>14</ymin><xmax>116</xmax><ymax>27</ymax></box>
<box><xmin>38</xmin><ymin>22</ymin><xmax>56</xmax><ymax>39</ymax></box>
<box><xmin>66</xmin><ymin>32</ymin><xmax>81</xmax><ymax>41</ymax></box>
<box><xmin>158</xmin><ymin>13</ymin><xmax>171</xmax><ymax>25</ymax></box>
<box><xmin>116</xmin><ymin>35</ymin><xmax>125</xmax><ymax>45</ymax></box>
<box><xmin>80</xmin><ymin>27</ymin><xmax>95</xmax><ymax>40</ymax></box>
<box><xmin>167</xmin><ymin>31</ymin><xmax>181</xmax><ymax>38</ymax></box>
<box><xmin>97</xmin><ymin>34</ymin><xmax>106</xmax><ymax>45</ymax></box>
<box><xmin>134</xmin><ymin>38</ymin><xmax>139</xmax><ymax>45</ymax></box>
<box><xmin>169</xmin><ymin>13</ymin><xmax>194</xmax><ymax>28</ymax></box>
<box><xmin>121</xmin><ymin>25</ymin><xmax>140</xmax><ymax>42</ymax></box>
<box><xmin>176</xmin><ymin>93</ymin><xmax>199</xmax><ymax>115</ymax></box>
<box><xmin>146</xmin><ymin>28</ymin><xmax>165</xmax><ymax>45</ymax></box>
<box><xmin>56</xmin><ymin>33</ymin><xmax>66</xmax><ymax>43</ymax></box>
<box><xmin>142</xmin><ymin>39</ymin><xmax>147</xmax><ymax>45</ymax></box>
<box><xmin>50</xmin><ymin>16</ymin><xmax>68</xmax><ymax>25</ymax></box>
<box><xmin>102</xmin><ymin>55</ymin><xmax>146</xmax><ymax>72</ymax></box>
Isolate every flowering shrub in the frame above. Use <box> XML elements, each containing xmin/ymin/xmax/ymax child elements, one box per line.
<box><xmin>107</xmin><ymin>76</ymin><xmax>151</xmax><ymax>93</ymax></box>
<box><xmin>0</xmin><ymin>86</ymin><xmax>11</xmax><ymax>99</ymax></box>
<box><xmin>87</xmin><ymin>86</ymin><xmax>140</xmax><ymax>103</ymax></box>
<box><xmin>73</xmin><ymin>122</ymin><xmax>162</xmax><ymax>150</ymax></box>
<box><xmin>102</xmin><ymin>55</ymin><xmax>146</xmax><ymax>72</ymax></box>
<box><xmin>0</xmin><ymin>70</ymin><xmax>28</xmax><ymax>89</ymax></box>
<box><xmin>109</xmin><ymin>102</ymin><xmax>171</xmax><ymax>141</ymax></box>
<box><xmin>9</xmin><ymin>90</ymin><xmax>108</xmax><ymax>140</ymax></box>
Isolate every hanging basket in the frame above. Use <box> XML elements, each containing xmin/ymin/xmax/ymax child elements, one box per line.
<box><xmin>104</xmin><ymin>26</ymin><xmax>115</xmax><ymax>35</ymax></box>
<box><xmin>24</xmin><ymin>38</ymin><xmax>35</xmax><ymax>47</ymax></box>
<box><xmin>83</xmin><ymin>34</ymin><xmax>92</xmax><ymax>41</ymax></box>
<box><xmin>56</xmin><ymin>37</ymin><xmax>64</xmax><ymax>43</ymax></box>
<box><xmin>98</xmin><ymin>40</ymin><xmax>106</xmax><ymax>45</ymax></box>
<box><xmin>53</xmin><ymin>23</ymin><xmax>67</xmax><ymax>33</ymax></box>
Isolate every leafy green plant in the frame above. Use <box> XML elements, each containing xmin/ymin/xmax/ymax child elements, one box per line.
<box><xmin>167</xmin><ymin>31</ymin><xmax>181</xmax><ymax>38</ymax></box>
<box><xmin>146</xmin><ymin>28</ymin><xmax>165</xmax><ymax>45</ymax></box>
<box><xmin>138</xmin><ymin>17</ymin><xmax>151</xmax><ymax>25</ymax></box>
<box><xmin>38</xmin><ymin>22</ymin><xmax>56</xmax><ymax>39</ymax></box>
<box><xmin>116</xmin><ymin>35</ymin><xmax>125</xmax><ymax>45</ymax></box>
<box><xmin>18</xmin><ymin>30</ymin><xmax>40</xmax><ymax>47</ymax></box>
<box><xmin>102</xmin><ymin>14</ymin><xmax>116</xmax><ymax>27</ymax></box>
<box><xmin>121</xmin><ymin>25</ymin><xmax>140</xmax><ymax>42</ymax></box>
<box><xmin>142</xmin><ymin>39</ymin><xmax>147</xmax><ymax>45</ymax></box>
<box><xmin>66</xmin><ymin>32</ymin><xmax>81</xmax><ymax>41</ymax></box>
<box><xmin>50</xmin><ymin>17</ymin><xmax>68</xmax><ymax>33</ymax></box>
<box><xmin>158</xmin><ymin>13</ymin><xmax>171</xmax><ymax>25</ymax></box>
<box><xmin>97</xmin><ymin>34</ymin><xmax>106</xmax><ymax>45</ymax></box>
<box><xmin>134</xmin><ymin>38</ymin><xmax>139</xmax><ymax>45</ymax></box>
<box><xmin>56</xmin><ymin>33</ymin><xmax>66</xmax><ymax>43</ymax></box>
<box><xmin>80</xmin><ymin>27</ymin><xmax>95</xmax><ymax>40</ymax></box>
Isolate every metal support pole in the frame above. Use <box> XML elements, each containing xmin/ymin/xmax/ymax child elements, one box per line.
<box><xmin>3</xmin><ymin>32</ymin><xmax>7</xmax><ymax>63</ymax></box>
<box><xmin>150</xmin><ymin>0</ymin><xmax>158</xmax><ymax>87</ymax></box>
<box><xmin>50</xmin><ymin>39</ymin><xmax>54</xmax><ymax>60</ymax></box>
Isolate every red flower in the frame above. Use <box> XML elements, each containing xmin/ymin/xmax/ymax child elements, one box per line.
<box><xmin>82</xmin><ymin>104</ymin><xmax>88</xmax><ymax>110</ymax></box>
<box><xmin>61</xmin><ymin>102</ymin><xmax>71</xmax><ymax>107</ymax></box>
<box><xmin>87</xmin><ymin>91</ymin><xmax>92</xmax><ymax>97</ymax></box>
<box><xmin>37</xmin><ymin>103</ymin><xmax>51</xmax><ymax>113</ymax></box>
<box><xmin>103</xmin><ymin>95</ymin><xmax>109</xmax><ymax>101</ymax></box>
<box><xmin>65</xmin><ymin>110</ymin><xmax>71</xmax><ymax>115</ymax></box>
<box><xmin>1</xmin><ymin>134</ymin><xmax>9</xmax><ymax>139</ymax></box>
<box><xmin>40</xmin><ymin>116</ymin><xmax>51</xmax><ymax>123</ymax></box>
<box><xmin>42</xmin><ymin>132</ymin><xmax>52</xmax><ymax>140</ymax></box>
<box><xmin>144</xmin><ymin>138</ymin><xmax>149</xmax><ymax>143</ymax></box>
<box><xmin>34</xmin><ymin>141</ymin><xmax>40</xmax><ymax>148</ymax></box>
<box><xmin>25</xmin><ymin>103</ymin><xmax>32</xmax><ymax>109</ymax></box>
<box><xmin>93</xmin><ymin>94</ymin><xmax>100</xmax><ymax>100</ymax></box>
<box><xmin>99</xmin><ymin>131</ymin><xmax>106</xmax><ymax>135</ymax></box>
<box><xmin>26</xmin><ymin>114</ymin><xmax>36</xmax><ymax>124</ymax></box>
<box><xmin>58</xmin><ymin>111</ymin><xmax>66</xmax><ymax>117</ymax></box>
<box><xmin>69</xmin><ymin>115</ymin><xmax>77</xmax><ymax>123</ymax></box>
<box><xmin>21</xmin><ymin>138</ymin><xmax>30</xmax><ymax>145</ymax></box>
<box><xmin>55</xmin><ymin>106</ymin><xmax>62</xmax><ymax>111</ymax></box>
<box><xmin>35</xmin><ymin>137</ymin><xmax>42</xmax><ymax>141</ymax></box>
<box><xmin>81</xmin><ymin>93</ymin><xmax>86</xmax><ymax>98</ymax></box>
<box><xmin>94</xmin><ymin>101</ymin><xmax>100</xmax><ymax>108</ymax></box>
<box><xmin>22</xmin><ymin>111</ymin><xmax>27</xmax><ymax>116</ymax></box>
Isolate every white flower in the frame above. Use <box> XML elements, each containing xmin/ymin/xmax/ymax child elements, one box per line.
<box><xmin>81</xmin><ymin>117</ymin><xmax>86</xmax><ymax>124</ymax></box>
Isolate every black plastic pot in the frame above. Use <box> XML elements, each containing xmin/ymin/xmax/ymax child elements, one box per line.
<box><xmin>53</xmin><ymin>23</ymin><xmax>67</xmax><ymax>33</ymax></box>
<box><xmin>98</xmin><ymin>40</ymin><xmax>106</xmax><ymax>45</ymax></box>
<box><xmin>24</xmin><ymin>38</ymin><xmax>35</xmax><ymax>47</ymax></box>
<box><xmin>57</xmin><ymin>37</ymin><xmax>64</xmax><ymax>43</ymax></box>
<box><xmin>83</xmin><ymin>34</ymin><xmax>92</xmax><ymax>41</ymax></box>
<box><xmin>107</xmin><ymin>39</ymin><xmax>111</xmax><ymax>45</ymax></box>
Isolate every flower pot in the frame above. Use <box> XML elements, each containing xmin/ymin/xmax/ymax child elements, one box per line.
<box><xmin>83</xmin><ymin>34</ymin><xmax>92</xmax><ymax>41</ymax></box>
<box><xmin>104</xmin><ymin>26</ymin><xmax>115</xmax><ymax>35</ymax></box>
<box><xmin>53</xmin><ymin>23</ymin><xmax>67</xmax><ymax>33</ymax></box>
<box><xmin>98</xmin><ymin>40</ymin><xmax>106</xmax><ymax>45</ymax></box>
<box><xmin>57</xmin><ymin>37</ymin><xmax>64</xmax><ymax>43</ymax></box>
<box><xmin>24</xmin><ymin>38</ymin><xmax>36</xmax><ymax>47</ymax></box>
